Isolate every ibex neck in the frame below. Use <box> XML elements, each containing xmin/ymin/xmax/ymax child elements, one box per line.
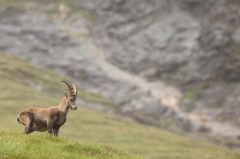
<box><xmin>59</xmin><ymin>97</ymin><xmax>69</xmax><ymax>113</ymax></box>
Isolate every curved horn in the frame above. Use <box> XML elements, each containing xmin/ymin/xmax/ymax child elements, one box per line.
<box><xmin>62</xmin><ymin>81</ymin><xmax>75</xmax><ymax>96</ymax></box>
<box><xmin>72</xmin><ymin>84</ymin><xmax>77</xmax><ymax>96</ymax></box>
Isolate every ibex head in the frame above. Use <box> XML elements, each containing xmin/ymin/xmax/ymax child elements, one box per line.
<box><xmin>62</xmin><ymin>81</ymin><xmax>77</xmax><ymax>110</ymax></box>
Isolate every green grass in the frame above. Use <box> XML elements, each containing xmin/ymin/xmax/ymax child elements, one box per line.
<box><xmin>0</xmin><ymin>128</ymin><xmax>134</xmax><ymax>159</ymax></box>
<box><xmin>0</xmin><ymin>53</ymin><xmax>240</xmax><ymax>159</ymax></box>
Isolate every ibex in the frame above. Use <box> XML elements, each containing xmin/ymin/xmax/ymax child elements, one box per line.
<box><xmin>17</xmin><ymin>81</ymin><xmax>77</xmax><ymax>136</ymax></box>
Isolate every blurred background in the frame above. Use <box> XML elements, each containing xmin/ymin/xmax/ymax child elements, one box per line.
<box><xmin>1</xmin><ymin>0</ymin><xmax>240</xmax><ymax>158</ymax></box>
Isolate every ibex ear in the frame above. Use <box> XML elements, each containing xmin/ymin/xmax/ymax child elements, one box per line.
<box><xmin>64</xmin><ymin>92</ymin><xmax>68</xmax><ymax>98</ymax></box>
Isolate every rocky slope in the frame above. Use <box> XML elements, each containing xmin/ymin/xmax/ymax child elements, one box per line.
<box><xmin>76</xmin><ymin>0</ymin><xmax>240</xmax><ymax>138</ymax></box>
<box><xmin>1</xmin><ymin>0</ymin><xmax>240</xmax><ymax>141</ymax></box>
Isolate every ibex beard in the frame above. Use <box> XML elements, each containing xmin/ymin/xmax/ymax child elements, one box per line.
<box><xmin>17</xmin><ymin>81</ymin><xmax>77</xmax><ymax>136</ymax></box>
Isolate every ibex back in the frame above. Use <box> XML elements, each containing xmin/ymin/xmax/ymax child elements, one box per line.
<box><xmin>17</xmin><ymin>81</ymin><xmax>77</xmax><ymax>136</ymax></box>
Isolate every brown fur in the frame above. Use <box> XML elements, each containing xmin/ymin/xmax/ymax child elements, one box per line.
<box><xmin>17</xmin><ymin>81</ymin><xmax>77</xmax><ymax>136</ymax></box>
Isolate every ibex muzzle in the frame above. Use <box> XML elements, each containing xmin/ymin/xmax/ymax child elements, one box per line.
<box><xmin>17</xmin><ymin>81</ymin><xmax>78</xmax><ymax>136</ymax></box>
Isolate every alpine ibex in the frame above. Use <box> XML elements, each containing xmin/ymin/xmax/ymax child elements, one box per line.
<box><xmin>17</xmin><ymin>81</ymin><xmax>77</xmax><ymax>136</ymax></box>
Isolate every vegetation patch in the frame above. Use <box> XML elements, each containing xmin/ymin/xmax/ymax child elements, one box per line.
<box><xmin>0</xmin><ymin>128</ymin><xmax>133</xmax><ymax>159</ymax></box>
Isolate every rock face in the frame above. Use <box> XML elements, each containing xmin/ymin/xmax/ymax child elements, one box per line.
<box><xmin>85</xmin><ymin>0</ymin><xmax>201</xmax><ymax>83</ymax></box>
<box><xmin>1</xmin><ymin>0</ymin><xmax>240</xmax><ymax>139</ymax></box>
<box><xmin>76</xmin><ymin>0</ymin><xmax>240</xmax><ymax>137</ymax></box>
<box><xmin>78</xmin><ymin>0</ymin><xmax>240</xmax><ymax>83</ymax></box>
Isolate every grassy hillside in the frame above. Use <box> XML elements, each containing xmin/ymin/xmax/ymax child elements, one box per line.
<box><xmin>0</xmin><ymin>128</ymin><xmax>134</xmax><ymax>159</ymax></box>
<box><xmin>0</xmin><ymin>53</ymin><xmax>240</xmax><ymax>159</ymax></box>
